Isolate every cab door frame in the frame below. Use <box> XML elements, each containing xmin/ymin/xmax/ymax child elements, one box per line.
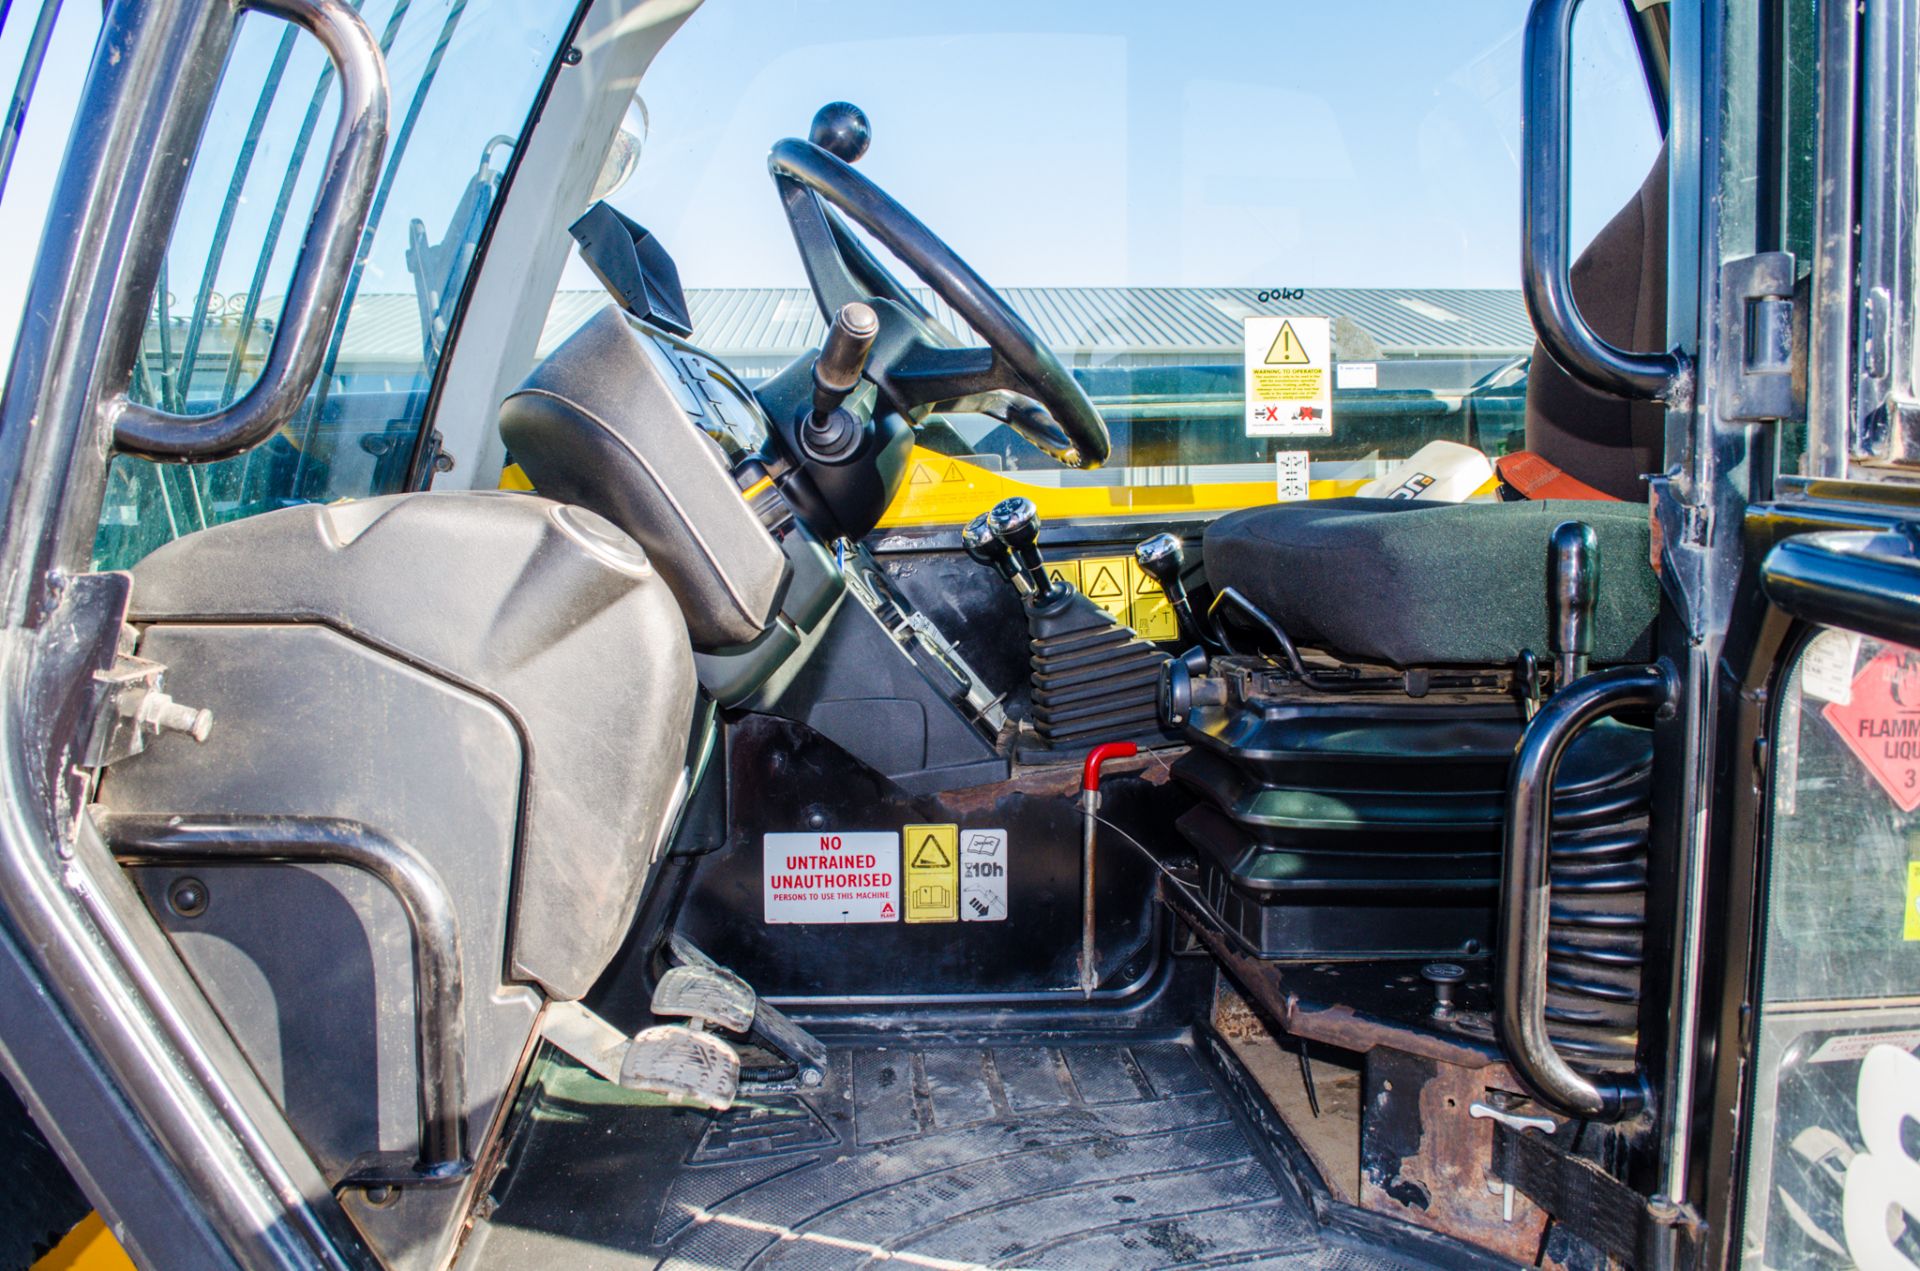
<box><xmin>0</xmin><ymin>1</ymin><xmax>389</xmax><ymax>1265</ymax></box>
<box><xmin>1684</xmin><ymin>0</ymin><xmax>1920</xmax><ymax>1264</ymax></box>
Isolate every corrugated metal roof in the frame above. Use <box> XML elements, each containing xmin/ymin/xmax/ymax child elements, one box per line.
<box><xmin>551</xmin><ymin>285</ymin><xmax>1534</xmax><ymax>363</ymax></box>
<box><xmin>157</xmin><ymin>285</ymin><xmax>1535</xmax><ymax>376</ymax></box>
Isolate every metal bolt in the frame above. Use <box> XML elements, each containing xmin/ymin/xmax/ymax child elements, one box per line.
<box><xmin>362</xmin><ymin>1184</ymin><xmax>397</xmax><ymax>1207</ymax></box>
<box><xmin>134</xmin><ymin>690</ymin><xmax>212</xmax><ymax>742</ymax></box>
<box><xmin>800</xmin><ymin>1067</ymin><xmax>824</xmax><ymax>1088</ymax></box>
<box><xmin>1421</xmin><ymin>962</ymin><xmax>1466</xmax><ymax>1019</ymax></box>
<box><xmin>168</xmin><ymin>876</ymin><xmax>208</xmax><ymax>919</ymax></box>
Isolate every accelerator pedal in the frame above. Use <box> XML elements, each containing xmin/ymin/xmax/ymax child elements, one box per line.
<box><xmin>619</xmin><ymin>1025</ymin><xmax>739</xmax><ymax>1111</ymax></box>
<box><xmin>668</xmin><ymin>934</ymin><xmax>828</xmax><ymax>1091</ymax></box>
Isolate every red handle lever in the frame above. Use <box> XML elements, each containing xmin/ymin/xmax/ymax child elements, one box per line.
<box><xmin>1082</xmin><ymin>742</ymin><xmax>1139</xmax><ymax>793</ymax></box>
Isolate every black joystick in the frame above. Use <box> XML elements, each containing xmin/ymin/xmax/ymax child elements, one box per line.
<box><xmin>809</xmin><ymin>102</ymin><xmax>871</xmax><ymax>163</ymax></box>
<box><xmin>986</xmin><ymin>496</ymin><xmax>1055</xmax><ymax>603</ymax></box>
<box><xmin>963</xmin><ymin>512</ymin><xmax>1022</xmax><ymax>590</ymax></box>
<box><xmin>1134</xmin><ymin>532</ymin><xmax>1211</xmax><ymax>648</ymax></box>
<box><xmin>800</xmin><ymin>302</ymin><xmax>879</xmax><ymax>462</ymax></box>
<box><xmin>1548</xmin><ymin>520</ymin><xmax>1597</xmax><ymax>688</ymax></box>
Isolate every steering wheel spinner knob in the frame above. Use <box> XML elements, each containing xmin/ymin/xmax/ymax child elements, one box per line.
<box><xmin>809</xmin><ymin>101</ymin><xmax>871</xmax><ymax>164</ymax></box>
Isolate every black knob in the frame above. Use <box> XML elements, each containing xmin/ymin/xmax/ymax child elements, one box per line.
<box><xmin>809</xmin><ymin>102</ymin><xmax>871</xmax><ymax>163</ymax></box>
<box><xmin>987</xmin><ymin>496</ymin><xmax>1053</xmax><ymax>601</ymax></box>
<box><xmin>962</xmin><ymin>512</ymin><xmax>1018</xmax><ymax>587</ymax></box>
<box><xmin>801</xmin><ymin>302</ymin><xmax>879</xmax><ymax>462</ymax></box>
<box><xmin>1135</xmin><ymin>532</ymin><xmax>1212</xmax><ymax>646</ymax></box>
<box><xmin>1548</xmin><ymin>521</ymin><xmax>1598</xmax><ymax>687</ymax></box>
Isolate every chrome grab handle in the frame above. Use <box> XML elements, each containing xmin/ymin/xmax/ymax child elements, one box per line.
<box><xmin>1522</xmin><ymin>0</ymin><xmax>1688</xmax><ymax>403</ymax></box>
<box><xmin>111</xmin><ymin>0</ymin><xmax>389</xmax><ymax>462</ymax></box>
<box><xmin>1499</xmin><ymin>661</ymin><xmax>1676</xmax><ymax>1120</ymax></box>
<box><xmin>99</xmin><ymin>812</ymin><xmax>470</xmax><ymax>1182</ymax></box>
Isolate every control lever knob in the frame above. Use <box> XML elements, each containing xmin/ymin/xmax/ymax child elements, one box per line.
<box><xmin>1548</xmin><ymin>521</ymin><xmax>1597</xmax><ymax>687</ymax></box>
<box><xmin>801</xmin><ymin>302</ymin><xmax>879</xmax><ymax>462</ymax></box>
<box><xmin>962</xmin><ymin>512</ymin><xmax>1021</xmax><ymax>589</ymax></box>
<box><xmin>986</xmin><ymin>496</ymin><xmax>1055</xmax><ymax>602</ymax></box>
<box><xmin>1135</xmin><ymin>532</ymin><xmax>1210</xmax><ymax>647</ymax></box>
<box><xmin>809</xmin><ymin>101</ymin><xmax>872</xmax><ymax>164</ymax></box>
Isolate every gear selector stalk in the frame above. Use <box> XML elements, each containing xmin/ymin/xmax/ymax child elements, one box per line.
<box><xmin>799</xmin><ymin>301</ymin><xmax>878</xmax><ymax>462</ymax></box>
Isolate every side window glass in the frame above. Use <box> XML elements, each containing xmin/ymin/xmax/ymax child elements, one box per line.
<box><xmin>1742</xmin><ymin>628</ymin><xmax>1920</xmax><ymax>1266</ymax></box>
<box><xmin>92</xmin><ymin>1</ymin><xmax>578</xmax><ymax>571</ymax></box>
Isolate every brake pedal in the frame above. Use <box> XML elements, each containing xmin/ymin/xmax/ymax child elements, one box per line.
<box><xmin>620</xmin><ymin>1025</ymin><xmax>740</xmax><ymax>1110</ymax></box>
<box><xmin>651</xmin><ymin>963</ymin><xmax>755</xmax><ymax>1034</ymax></box>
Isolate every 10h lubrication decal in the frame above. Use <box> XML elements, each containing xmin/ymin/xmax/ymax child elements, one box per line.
<box><xmin>763</xmin><ymin>828</ymin><xmax>1008</xmax><ymax>923</ymax></box>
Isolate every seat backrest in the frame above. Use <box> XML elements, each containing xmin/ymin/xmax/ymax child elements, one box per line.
<box><xmin>1523</xmin><ymin>145</ymin><xmax>1669</xmax><ymax>503</ymax></box>
<box><xmin>501</xmin><ymin>306</ymin><xmax>790</xmax><ymax>649</ymax></box>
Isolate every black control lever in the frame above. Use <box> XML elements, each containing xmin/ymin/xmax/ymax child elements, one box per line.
<box><xmin>800</xmin><ymin>302</ymin><xmax>878</xmax><ymax>462</ymax></box>
<box><xmin>1548</xmin><ymin>521</ymin><xmax>1597</xmax><ymax>688</ymax></box>
<box><xmin>1134</xmin><ymin>533</ymin><xmax>1213</xmax><ymax>648</ymax></box>
<box><xmin>963</xmin><ymin>512</ymin><xmax>1023</xmax><ymax>592</ymax></box>
<box><xmin>986</xmin><ymin>496</ymin><xmax>1056</xmax><ymax>603</ymax></box>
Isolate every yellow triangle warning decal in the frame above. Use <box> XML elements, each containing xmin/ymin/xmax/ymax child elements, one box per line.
<box><xmin>1086</xmin><ymin>563</ymin><xmax>1125</xmax><ymax>599</ymax></box>
<box><xmin>909</xmin><ymin>464</ymin><xmax>934</xmax><ymax>486</ymax></box>
<box><xmin>1048</xmin><ymin>567</ymin><xmax>1075</xmax><ymax>587</ymax></box>
<box><xmin>1135</xmin><ymin>568</ymin><xmax>1160</xmax><ymax>595</ymax></box>
<box><xmin>1265</xmin><ymin>320</ymin><xmax>1312</xmax><ymax>365</ymax></box>
<box><xmin>941</xmin><ymin>461</ymin><xmax>966</xmax><ymax>483</ymax></box>
<box><xmin>911</xmin><ymin>834</ymin><xmax>951</xmax><ymax>868</ymax></box>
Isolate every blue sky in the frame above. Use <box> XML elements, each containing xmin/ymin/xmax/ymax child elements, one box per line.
<box><xmin>607</xmin><ymin>0</ymin><xmax>1660</xmax><ymax>291</ymax></box>
<box><xmin>0</xmin><ymin>0</ymin><xmax>1661</xmax><ymax>371</ymax></box>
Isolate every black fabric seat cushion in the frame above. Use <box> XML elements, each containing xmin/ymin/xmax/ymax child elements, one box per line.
<box><xmin>1203</xmin><ymin>498</ymin><xmax>1659</xmax><ymax>669</ymax></box>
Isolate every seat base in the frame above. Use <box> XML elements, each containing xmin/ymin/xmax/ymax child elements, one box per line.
<box><xmin>1203</xmin><ymin>497</ymin><xmax>1659</xmax><ymax>669</ymax></box>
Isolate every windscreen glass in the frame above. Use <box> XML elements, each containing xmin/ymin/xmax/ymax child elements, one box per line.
<box><xmin>550</xmin><ymin>0</ymin><xmax>1661</xmax><ymax>525</ymax></box>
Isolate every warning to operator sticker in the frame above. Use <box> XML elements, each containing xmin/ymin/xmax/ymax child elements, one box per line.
<box><xmin>1245</xmin><ymin>315</ymin><xmax>1331</xmax><ymax>437</ymax></box>
<box><xmin>1821</xmin><ymin>648</ymin><xmax>1920</xmax><ymax>812</ymax></box>
<box><xmin>960</xmin><ymin>829</ymin><xmax>1009</xmax><ymax>922</ymax></box>
<box><xmin>904</xmin><ymin>824</ymin><xmax>959</xmax><ymax>923</ymax></box>
<box><xmin>763</xmin><ymin>832</ymin><xmax>899</xmax><ymax>923</ymax></box>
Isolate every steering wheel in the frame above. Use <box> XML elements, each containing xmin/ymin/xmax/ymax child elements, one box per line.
<box><xmin>766</xmin><ymin>110</ymin><xmax>1111</xmax><ymax>469</ymax></box>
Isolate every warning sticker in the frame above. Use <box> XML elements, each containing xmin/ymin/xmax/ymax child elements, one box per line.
<box><xmin>1802</xmin><ymin>629</ymin><xmax>1862</xmax><ymax>705</ymax></box>
<box><xmin>763</xmin><ymin>832</ymin><xmax>899</xmax><ymax>923</ymax></box>
<box><xmin>1245</xmin><ymin>315</ymin><xmax>1332</xmax><ymax>437</ymax></box>
<box><xmin>960</xmin><ymin>829</ymin><xmax>1009</xmax><ymax>921</ymax></box>
<box><xmin>1124</xmin><ymin>557</ymin><xmax>1179</xmax><ymax>641</ymax></box>
<box><xmin>1821</xmin><ymin>648</ymin><xmax>1920</xmax><ymax>811</ymax></box>
<box><xmin>903</xmin><ymin>824</ymin><xmax>959</xmax><ymax>923</ymax></box>
<box><xmin>1045</xmin><ymin>554</ymin><xmax>1178</xmax><ymax>640</ymax></box>
<box><xmin>1906</xmin><ymin>863</ymin><xmax>1920</xmax><ymax>941</ymax></box>
<box><xmin>1809</xmin><ymin>1028</ymin><xmax>1920</xmax><ymax>1063</ymax></box>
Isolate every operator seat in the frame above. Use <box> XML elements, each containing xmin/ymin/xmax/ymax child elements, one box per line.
<box><xmin>1201</xmin><ymin>148</ymin><xmax>1669</xmax><ymax>669</ymax></box>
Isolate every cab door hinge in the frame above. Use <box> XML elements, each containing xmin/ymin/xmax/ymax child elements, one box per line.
<box><xmin>1715</xmin><ymin>251</ymin><xmax>1806</xmax><ymax>424</ymax></box>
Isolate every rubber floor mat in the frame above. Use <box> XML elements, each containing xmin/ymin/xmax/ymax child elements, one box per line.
<box><xmin>465</xmin><ymin>1040</ymin><xmax>1464</xmax><ymax>1270</ymax></box>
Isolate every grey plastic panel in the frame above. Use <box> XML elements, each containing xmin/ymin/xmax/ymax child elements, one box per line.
<box><xmin>501</xmin><ymin>306</ymin><xmax>791</xmax><ymax>649</ymax></box>
<box><xmin>101</xmin><ymin>623</ymin><xmax>533</xmax><ymax>1270</ymax></box>
<box><xmin>116</xmin><ymin>491</ymin><xmax>698</xmax><ymax>999</ymax></box>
